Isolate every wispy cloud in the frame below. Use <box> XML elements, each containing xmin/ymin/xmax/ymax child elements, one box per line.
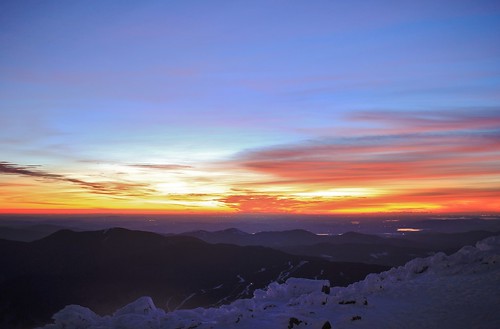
<box><xmin>233</xmin><ymin>133</ymin><xmax>500</xmax><ymax>186</ymax></box>
<box><xmin>0</xmin><ymin>161</ymin><xmax>70</xmax><ymax>180</ymax></box>
<box><xmin>349</xmin><ymin>108</ymin><xmax>500</xmax><ymax>134</ymax></box>
<box><xmin>226</xmin><ymin>109</ymin><xmax>500</xmax><ymax>206</ymax></box>
<box><xmin>220</xmin><ymin>194</ymin><xmax>318</xmax><ymax>213</ymax></box>
<box><xmin>128</xmin><ymin>163</ymin><xmax>193</xmax><ymax>170</ymax></box>
<box><xmin>0</xmin><ymin>161</ymin><xmax>155</xmax><ymax>197</ymax></box>
<box><xmin>220</xmin><ymin>185</ymin><xmax>500</xmax><ymax>214</ymax></box>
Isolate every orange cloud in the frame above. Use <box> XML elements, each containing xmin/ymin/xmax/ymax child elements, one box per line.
<box><xmin>218</xmin><ymin>186</ymin><xmax>500</xmax><ymax>214</ymax></box>
<box><xmin>2</xmin><ymin>109</ymin><xmax>499</xmax><ymax>215</ymax></box>
<box><xmin>219</xmin><ymin>110</ymin><xmax>500</xmax><ymax>213</ymax></box>
<box><xmin>234</xmin><ymin>131</ymin><xmax>500</xmax><ymax>186</ymax></box>
<box><xmin>220</xmin><ymin>194</ymin><xmax>318</xmax><ymax>213</ymax></box>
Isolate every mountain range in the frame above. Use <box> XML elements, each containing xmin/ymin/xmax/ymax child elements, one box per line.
<box><xmin>39</xmin><ymin>234</ymin><xmax>500</xmax><ymax>329</ymax></box>
<box><xmin>179</xmin><ymin>228</ymin><xmax>500</xmax><ymax>266</ymax></box>
<box><xmin>1</xmin><ymin>226</ymin><xmax>498</xmax><ymax>328</ymax></box>
<box><xmin>0</xmin><ymin>228</ymin><xmax>386</xmax><ymax>329</ymax></box>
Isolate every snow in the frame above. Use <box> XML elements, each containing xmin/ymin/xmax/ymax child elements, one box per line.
<box><xmin>212</xmin><ymin>284</ymin><xmax>224</xmax><ymax>290</ymax></box>
<box><xmin>276</xmin><ymin>260</ymin><xmax>309</xmax><ymax>282</ymax></box>
<box><xmin>236</xmin><ymin>274</ymin><xmax>245</xmax><ymax>283</ymax></box>
<box><xmin>39</xmin><ymin>235</ymin><xmax>500</xmax><ymax>329</ymax></box>
<box><xmin>175</xmin><ymin>293</ymin><xmax>197</xmax><ymax>310</ymax></box>
<box><xmin>369</xmin><ymin>251</ymin><xmax>388</xmax><ymax>259</ymax></box>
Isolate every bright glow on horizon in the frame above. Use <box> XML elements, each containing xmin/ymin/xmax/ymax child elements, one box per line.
<box><xmin>397</xmin><ymin>228</ymin><xmax>424</xmax><ymax>232</ymax></box>
<box><xmin>294</xmin><ymin>188</ymin><xmax>380</xmax><ymax>198</ymax></box>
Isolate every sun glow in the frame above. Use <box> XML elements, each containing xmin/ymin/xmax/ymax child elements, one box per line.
<box><xmin>294</xmin><ymin>188</ymin><xmax>380</xmax><ymax>198</ymax></box>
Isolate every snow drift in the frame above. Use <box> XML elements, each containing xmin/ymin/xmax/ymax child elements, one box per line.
<box><xmin>40</xmin><ymin>235</ymin><xmax>500</xmax><ymax>329</ymax></box>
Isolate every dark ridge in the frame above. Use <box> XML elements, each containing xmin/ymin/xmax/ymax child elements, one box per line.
<box><xmin>0</xmin><ymin>228</ymin><xmax>387</xmax><ymax>329</ymax></box>
<box><xmin>0</xmin><ymin>224</ymin><xmax>65</xmax><ymax>242</ymax></box>
<box><xmin>178</xmin><ymin>228</ymin><xmax>500</xmax><ymax>267</ymax></box>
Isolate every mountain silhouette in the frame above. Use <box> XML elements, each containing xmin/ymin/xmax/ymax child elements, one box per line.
<box><xmin>0</xmin><ymin>228</ymin><xmax>387</xmax><ymax>329</ymax></box>
<box><xmin>180</xmin><ymin>229</ymin><xmax>500</xmax><ymax>266</ymax></box>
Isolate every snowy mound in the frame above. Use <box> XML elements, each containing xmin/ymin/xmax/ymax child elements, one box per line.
<box><xmin>41</xmin><ymin>236</ymin><xmax>500</xmax><ymax>329</ymax></box>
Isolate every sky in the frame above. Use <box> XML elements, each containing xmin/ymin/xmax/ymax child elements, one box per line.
<box><xmin>1</xmin><ymin>0</ymin><xmax>500</xmax><ymax>214</ymax></box>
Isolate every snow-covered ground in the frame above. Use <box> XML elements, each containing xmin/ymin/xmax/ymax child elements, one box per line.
<box><xmin>40</xmin><ymin>235</ymin><xmax>500</xmax><ymax>329</ymax></box>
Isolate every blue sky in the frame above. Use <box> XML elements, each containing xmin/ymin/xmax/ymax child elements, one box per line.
<box><xmin>1</xmin><ymin>0</ymin><xmax>499</xmax><ymax>213</ymax></box>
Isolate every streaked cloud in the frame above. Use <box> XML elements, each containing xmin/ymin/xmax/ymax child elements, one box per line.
<box><xmin>0</xmin><ymin>161</ymin><xmax>155</xmax><ymax>197</ymax></box>
<box><xmin>220</xmin><ymin>194</ymin><xmax>316</xmax><ymax>213</ymax></box>
<box><xmin>349</xmin><ymin>108</ymin><xmax>500</xmax><ymax>134</ymax></box>
<box><xmin>128</xmin><ymin>163</ymin><xmax>193</xmax><ymax>170</ymax></box>
<box><xmin>211</xmin><ymin>109</ymin><xmax>500</xmax><ymax>213</ymax></box>
<box><xmin>231</xmin><ymin>110</ymin><xmax>500</xmax><ymax>188</ymax></box>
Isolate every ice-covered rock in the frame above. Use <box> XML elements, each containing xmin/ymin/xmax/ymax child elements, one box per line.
<box><xmin>113</xmin><ymin>297</ymin><xmax>160</xmax><ymax>316</ymax></box>
<box><xmin>110</xmin><ymin>297</ymin><xmax>165</xmax><ymax>329</ymax></box>
<box><xmin>253</xmin><ymin>277</ymin><xmax>329</xmax><ymax>300</ymax></box>
<box><xmin>41</xmin><ymin>305</ymin><xmax>99</xmax><ymax>329</ymax></box>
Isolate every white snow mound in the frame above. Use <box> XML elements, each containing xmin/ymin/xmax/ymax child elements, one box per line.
<box><xmin>40</xmin><ymin>235</ymin><xmax>500</xmax><ymax>329</ymax></box>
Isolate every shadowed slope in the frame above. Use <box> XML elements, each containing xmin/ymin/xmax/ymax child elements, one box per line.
<box><xmin>0</xmin><ymin>228</ymin><xmax>387</xmax><ymax>329</ymax></box>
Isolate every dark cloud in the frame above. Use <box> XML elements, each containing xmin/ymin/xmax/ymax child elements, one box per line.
<box><xmin>0</xmin><ymin>161</ymin><xmax>63</xmax><ymax>180</ymax></box>
<box><xmin>128</xmin><ymin>164</ymin><xmax>193</xmax><ymax>170</ymax></box>
<box><xmin>0</xmin><ymin>161</ymin><xmax>155</xmax><ymax>197</ymax></box>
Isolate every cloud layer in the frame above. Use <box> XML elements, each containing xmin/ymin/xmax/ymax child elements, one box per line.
<box><xmin>216</xmin><ymin>110</ymin><xmax>500</xmax><ymax>213</ymax></box>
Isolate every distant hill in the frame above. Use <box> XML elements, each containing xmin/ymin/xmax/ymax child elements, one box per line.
<box><xmin>182</xmin><ymin>228</ymin><xmax>320</xmax><ymax>247</ymax></box>
<box><xmin>181</xmin><ymin>229</ymin><xmax>419</xmax><ymax>248</ymax></box>
<box><xmin>0</xmin><ymin>228</ymin><xmax>387</xmax><ymax>329</ymax></box>
<box><xmin>0</xmin><ymin>224</ymin><xmax>66</xmax><ymax>242</ymax></box>
<box><xmin>180</xmin><ymin>229</ymin><xmax>500</xmax><ymax>266</ymax></box>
